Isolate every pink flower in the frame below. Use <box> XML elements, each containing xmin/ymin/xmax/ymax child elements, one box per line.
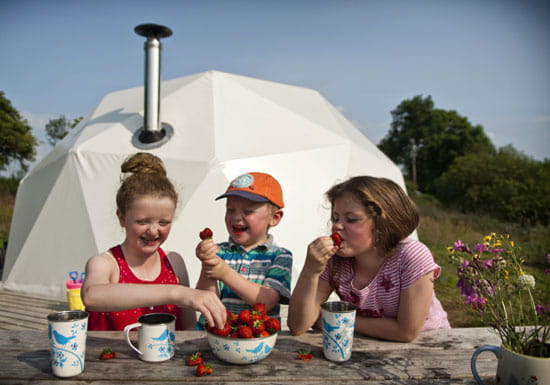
<box><xmin>474</xmin><ymin>243</ymin><xmax>488</xmax><ymax>253</ymax></box>
<box><xmin>453</xmin><ymin>240</ymin><xmax>466</xmax><ymax>252</ymax></box>
<box><xmin>483</xmin><ymin>259</ymin><xmax>493</xmax><ymax>270</ymax></box>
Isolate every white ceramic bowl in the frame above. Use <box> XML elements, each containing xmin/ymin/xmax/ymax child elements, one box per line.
<box><xmin>206</xmin><ymin>330</ymin><xmax>278</xmax><ymax>364</ymax></box>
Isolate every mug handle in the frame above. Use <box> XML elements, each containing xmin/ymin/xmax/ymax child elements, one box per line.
<box><xmin>471</xmin><ymin>344</ymin><xmax>499</xmax><ymax>385</ymax></box>
<box><xmin>123</xmin><ymin>322</ymin><xmax>143</xmax><ymax>355</ymax></box>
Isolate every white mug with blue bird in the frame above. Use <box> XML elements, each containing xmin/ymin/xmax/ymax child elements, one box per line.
<box><xmin>47</xmin><ymin>310</ymin><xmax>88</xmax><ymax>377</ymax></box>
<box><xmin>123</xmin><ymin>313</ymin><xmax>176</xmax><ymax>362</ymax></box>
<box><xmin>320</xmin><ymin>301</ymin><xmax>356</xmax><ymax>362</ymax></box>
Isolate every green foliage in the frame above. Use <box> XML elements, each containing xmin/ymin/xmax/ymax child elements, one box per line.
<box><xmin>434</xmin><ymin>146</ymin><xmax>550</xmax><ymax>226</ymax></box>
<box><xmin>45</xmin><ymin>115</ymin><xmax>83</xmax><ymax>146</ymax></box>
<box><xmin>378</xmin><ymin>95</ymin><xmax>494</xmax><ymax>194</ymax></box>
<box><xmin>0</xmin><ymin>91</ymin><xmax>37</xmax><ymax>172</ymax></box>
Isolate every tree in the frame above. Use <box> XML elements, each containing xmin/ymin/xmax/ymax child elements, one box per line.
<box><xmin>0</xmin><ymin>91</ymin><xmax>37</xmax><ymax>173</ymax></box>
<box><xmin>45</xmin><ymin>115</ymin><xmax>83</xmax><ymax>146</ymax></box>
<box><xmin>434</xmin><ymin>146</ymin><xmax>550</xmax><ymax>226</ymax></box>
<box><xmin>378</xmin><ymin>95</ymin><xmax>495</xmax><ymax>193</ymax></box>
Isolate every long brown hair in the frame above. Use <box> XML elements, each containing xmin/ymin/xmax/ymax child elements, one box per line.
<box><xmin>116</xmin><ymin>152</ymin><xmax>178</xmax><ymax>215</ymax></box>
<box><xmin>326</xmin><ymin>176</ymin><xmax>418</xmax><ymax>257</ymax></box>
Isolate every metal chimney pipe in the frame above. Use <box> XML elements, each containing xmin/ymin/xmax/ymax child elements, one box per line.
<box><xmin>133</xmin><ymin>23</ymin><xmax>173</xmax><ymax>147</ymax></box>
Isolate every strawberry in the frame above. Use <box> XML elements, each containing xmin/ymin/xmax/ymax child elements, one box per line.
<box><xmin>212</xmin><ymin>322</ymin><xmax>232</xmax><ymax>337</ymax></box>
<box><xmin>199</xmin><ymin>227</ymin><xmax>213</xmax><ymax>240</ymax></box>
<box><xmin>238</xmin><ymin>309</ymin><xmax>251</xmax><ymax>324</ymax></box>
<box><xmin>252</xmin><ymin>302</ymin><xmax>267</xmax><ymax>316</ymax></box>
<box><xmin>237</xmin><ymin>325</ymin><xmax>254</xmax><ymax>338</ymax></box>
<box><xmin>249</xmin><ymin>319</ymin><xmax>266</xmax><ymax>335</ymax></box>
<box><xmin>187</xmin><ymin>352</ymin><xmax>203</xmax><ymax>366</ymax></box>
<box><xmin>258</xmin><ymin>330</ymin><xmax>270</xmax><ymax>338</ymax></box>
<box><xmin>297</xmin><ymin>349</ymin><xmax>314</xmax><ymax>361</ymax></box>
<box><xmin>99</xmin><ymin>347</ymin><xmax>115</xmax><ymax>360</ymax></box>
<box><xmin>196</xmin><ymin>363</ymin><xmax>212</xmax><ymax>377</ymax></box>
<box><xmin>264</xmin><ymin>318</ymin><xmax>280</xmax><ymax>334</ymax></box>
<box><xmin>331</xmin><ymin>232</ymin><xmax>343</xmax><ymax>247</ymax></box>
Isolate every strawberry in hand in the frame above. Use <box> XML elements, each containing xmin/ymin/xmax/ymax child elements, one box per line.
<box><xmin>187</xmin><ymin>352</ymin><xmax>203</xmax><ymax>366</ymax></box>
<box><xmin>331</xmin><ymin>232</ymin><xmax>343</xmax><ymax>247</ymax></box>
<box><xmin>196</xmin><ymin>363</ymin><xmax>213</xmax><ymax>377</ymax></box>
<box><xmin>199</xmin><ymin>227</ymin><xmax>213</xmax><ymax>240</ymax></box>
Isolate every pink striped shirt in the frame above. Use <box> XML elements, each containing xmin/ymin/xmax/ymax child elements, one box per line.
<box><xmin>320</xmin><ymin>238</ymin><xmax>450</xmax><ymax>330</ymax></box>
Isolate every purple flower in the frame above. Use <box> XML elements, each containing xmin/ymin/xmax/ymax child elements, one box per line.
<box><xmin>474</xmin><ymin>243</ymin><xmax>488</xmax><ymax>253</ymax></box>
<box><xmin>461</xmin><ymin>260</ymin><xmax>470</xmax><ymax>269</ymax></box>
<box><xmin>489</xmin><ymin>248</ymin><xmax>503</xmax><ymax>255</ymax></box>
<box><xmin>483</xmin><ymin>259</ymin><xmax>493</xmax><ymax>270</ymax></box>
<box><xmin>536</xmin><ymin>305</ymin><xmax>548</xmax><ymax>315</ymax></box>
<box><xmin>545</xmin><ymin>269</ymin><xmax>550</xmax><ymax>276</ymax></box>
<box><xmin>453</xmin><ymin>240</ymin><xmax>466</xmax><ymax>252</ymax></box>
<box><xmin>457</xmin><ymin>278</ymin><xmax>476</xmax><ymax>298</ymax></box>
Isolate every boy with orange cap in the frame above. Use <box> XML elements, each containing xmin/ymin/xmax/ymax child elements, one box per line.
<box><xmin>195</xmin><ymin>172</ymin><xmax>292</xmax><ymax>328</ymax></box>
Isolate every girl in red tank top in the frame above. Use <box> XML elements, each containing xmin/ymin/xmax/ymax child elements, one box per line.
<box><xmin>87</xmin><ymin>245</ymin><xmax>181</xmax><ymax>330</ymax></box>
<box><xmin>81</xmin><ymin>153</ymin><xmax>227</xmax><ymax>331</ymax></box>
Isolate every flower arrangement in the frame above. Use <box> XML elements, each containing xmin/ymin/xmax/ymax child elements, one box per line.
<box><xmin>448</xmin><ymin>233</ymin><xmax>549</xmax><ymax>357</ymax></box>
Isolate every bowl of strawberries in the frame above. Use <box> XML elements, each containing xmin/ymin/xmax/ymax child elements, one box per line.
<box><xmin>206</xmin><ymin>303</ymin><xmax>281</xmax><ymax>364</ymax></box>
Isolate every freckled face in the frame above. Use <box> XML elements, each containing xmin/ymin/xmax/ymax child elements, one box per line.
<box><xmin>331</xmin><ymin>193</ymin><xmax>377</xmax><ymax>258</ymax></box>
<box><xmin>225</xmin><ymin>196</ymin><xmax>280</xmax><ymax>250</ymax></box>
<box><xmin>118</xmin><ymin>196</ymin><xmax>175</xmax><ymax>256</ymax></box>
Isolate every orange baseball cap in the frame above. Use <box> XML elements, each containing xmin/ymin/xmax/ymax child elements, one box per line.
<box><xmin>216</xmin><ymin>172</ymin><xmax>284</xmax><ymax>208</ymax></box>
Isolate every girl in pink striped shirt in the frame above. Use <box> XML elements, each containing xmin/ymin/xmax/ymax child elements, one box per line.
<box><xmin>288</xmin><ymin>176</ymin><xmax>450</xmax><ymax>342</ymax></box>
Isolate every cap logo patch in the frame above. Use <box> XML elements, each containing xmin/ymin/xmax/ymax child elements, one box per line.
<box><xmin>231</xmin><ymin>174</ymin><xmax>254</xmax><ymax>188</ymax></box>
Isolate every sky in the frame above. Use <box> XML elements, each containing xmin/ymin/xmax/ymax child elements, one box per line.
<box><xmin>1</xmin><ymin>0</ymin><xmax>549</xmax><ymax>174</ymax></box>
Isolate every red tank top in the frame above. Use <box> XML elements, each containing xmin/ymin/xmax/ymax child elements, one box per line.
<box><xmin>87</xmin><ymin>245</ymin><xmax>182</xmax><ymax>330</ymax></box>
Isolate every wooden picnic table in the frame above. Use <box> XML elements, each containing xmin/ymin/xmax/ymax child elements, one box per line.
<box><xmin>0</xmin><ymin>327</ymin><xmax>499</xmax><ymax>384</ymax></box>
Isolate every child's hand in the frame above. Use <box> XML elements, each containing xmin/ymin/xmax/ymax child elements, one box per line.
<box><xmin>196</xmin><ymin>239</ymin><xmax>219</xmax><ymax>262</ymax></box>
<box><xmin>202</xmin><ymin>255</ymin><xmax>230</xmax><ymax>281</ymax></box>
<box><xmin>304</xmin><ymin>236</ymin><xmax>336</xmax><ymax>275</ymax></box>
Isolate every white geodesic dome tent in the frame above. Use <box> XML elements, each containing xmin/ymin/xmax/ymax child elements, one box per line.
<box><xmin>2</xmin><ymin>70</ymin><xmax>408</xmax><ymax>298</ymax></box>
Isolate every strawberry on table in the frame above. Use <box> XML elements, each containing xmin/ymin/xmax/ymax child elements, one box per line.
<box><xmin>199</xmin><ymin>227</ymin><xmax>213</xmax><ymax>240</ymax></box>
<box><xmin>196</xmin><ymin>363</ymin><xmax>213</xmax><ymax>377</ymax></box>
<box><xmin>99</xmin><ymin>347</ymin><xmax>115</xmax><ymax>360</ymax></box>
<box><xmin>331</xmin><ymin>232</ymin><xmax>343</xmax><ymax>247</ymax></box>
<box><xmin>297</xmin><ymin>349</ymin><xmax>314</xmax><ymax>361</ymax></box>
<box><xmin>187</xmin><ymin>352</ymin><xmax>203</xmax><ymax>366</ymax></box>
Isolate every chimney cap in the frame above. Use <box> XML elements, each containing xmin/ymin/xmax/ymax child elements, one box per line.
<box><xmin>134</xmin><ymin>23</ymin><xmax>173</xmax><ymax>39</ymax></box>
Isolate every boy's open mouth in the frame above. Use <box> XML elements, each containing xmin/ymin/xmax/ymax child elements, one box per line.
<box><xmin>232</xmin><ymin>225</ymin><xmax>248</xmax><ymax>234</ymax></box>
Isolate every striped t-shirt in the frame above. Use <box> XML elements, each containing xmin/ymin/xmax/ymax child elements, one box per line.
<box><xmin>196</xmin><ymin>235</ymin><xmax>292</xmax><ymax>329</ymax></box>
<box><xmin>320</xmin><ymin>238</ymin><xmax>450</xmax><ymax>330</ymax></box>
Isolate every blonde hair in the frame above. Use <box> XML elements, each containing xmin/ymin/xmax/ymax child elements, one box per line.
<box><xmin>326</xmin><ymin>176</ymin><xmax>418</xmax><ymax>257</ymax></box>
<box><xmin>116</xmin><ymin>152</ymin><xmax>178</xmax><ymax>215</ymax></box>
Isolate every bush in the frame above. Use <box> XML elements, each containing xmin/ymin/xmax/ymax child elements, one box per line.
<box><xmin>433</xmin><ymin>147</ymin><xmax>550</xmax><ymax>226</ymax></box>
